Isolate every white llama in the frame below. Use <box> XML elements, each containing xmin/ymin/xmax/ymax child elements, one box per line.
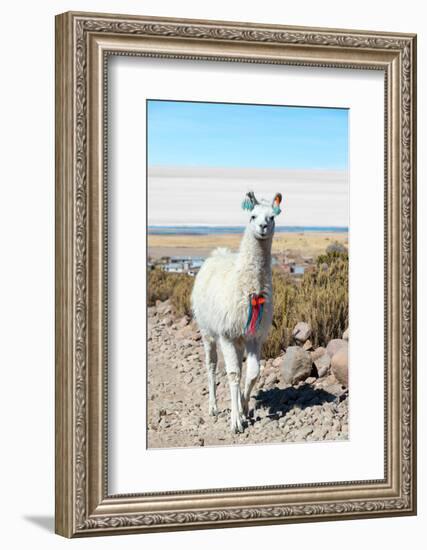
<box><xmin>191</xmin><ymin>191</ymin><xmax>282</xmax><ymax>433</ymax></box>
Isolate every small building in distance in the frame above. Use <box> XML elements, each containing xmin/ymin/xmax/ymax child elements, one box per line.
<box><xmin>274</xmin><ymin>251</ymin><xmax>315</xmax><ymax>278</ymax></box>
<box><xmin>161</xmin><ymin>256</ymin><xmax>205</xmax><ymax>276</ymax></box>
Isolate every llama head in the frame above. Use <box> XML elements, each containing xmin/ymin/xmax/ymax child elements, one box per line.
<box><xmin>242</xmin><ymin>191</ymin><xmax>282</xmax><ymax>240</ymax></box>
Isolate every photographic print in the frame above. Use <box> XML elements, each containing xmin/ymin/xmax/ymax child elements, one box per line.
<box><xmin>147</xmin><ymin>100</ymin><xmax>349</xmax><ymax>449</ymax></box>
<box><xmin>56</xmin><ymin>12</ymin><xmax>416</xmax><ymax>536</ymax></box>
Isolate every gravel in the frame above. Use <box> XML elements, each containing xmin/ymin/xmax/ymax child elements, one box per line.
<box><xmin>147</xmin><ymin>301</ymin><xmax>349</xmax><ymax>449</ymax></box>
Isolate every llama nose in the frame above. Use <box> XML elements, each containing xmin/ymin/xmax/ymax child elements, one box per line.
<box><xmin>260</xmin><ymin>223</ymin><xmax>267</xmax><ymax>230</ymax></box>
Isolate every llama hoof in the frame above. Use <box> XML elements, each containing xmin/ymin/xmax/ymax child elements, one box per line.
<box><xmin>209</xmin><ymin>403</ymin><xmax>218</xmax><ymax>416</ymax></box>
<box><xmin>230</xmin><ymin>412</ymin><xmax>245</xmax><ymax>434</ymax></box>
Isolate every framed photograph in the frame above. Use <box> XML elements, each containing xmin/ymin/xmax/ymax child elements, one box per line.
<box><xmin>55</xmin><ymin>11</ymin><xmax>417</xmax><ymax>537</ymax></box>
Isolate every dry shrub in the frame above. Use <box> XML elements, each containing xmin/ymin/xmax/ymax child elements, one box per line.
<box><xmin>170</xmin><ymin>276</ymin><xmax>194</xmax><ymax>317</ymax></box>
<box><xmin>148</xmin><ymin>268</ymin><xmax>193</xmax><ymax>317</ymax></box>
<box><xmin>149</xmin><ymin>250</ymin><xmax>348</xmax><ymax>359</ymax></box>
<box><xmin>263</xmin><ymin>251</ymin><xmax>349</xmax><ymax>359</ymax></box>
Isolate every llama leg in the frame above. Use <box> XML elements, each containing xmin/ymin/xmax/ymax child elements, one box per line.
<box><xmin>236</xmin><ymin>343</ymin><xmax>245</xmax><ymax>417</ymax></box>
<box><xmin>202</xmin><ymin>335</ymin><xmax>218</xmax><ymax>416</ymax></box>
<box><xmin>219</xmin><ymin>336</ymin><xmax>245</xmax><ymax>434</ymax></box>
<box><xmin>242</xmin><ymin>339</ymin><xmax>261</xmax><ymax>416</ymax></box>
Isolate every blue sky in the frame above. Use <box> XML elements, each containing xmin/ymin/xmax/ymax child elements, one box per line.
<box><xmin>147</xmin><ymin>100</ymin><xmax>348</xmax><ymax>170</ymax></box>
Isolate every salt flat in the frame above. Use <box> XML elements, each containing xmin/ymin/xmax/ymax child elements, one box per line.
<box><xmin>148</xmin><ymin>165</ymin><xmax>349</xmax><ymax>228</ymax></box>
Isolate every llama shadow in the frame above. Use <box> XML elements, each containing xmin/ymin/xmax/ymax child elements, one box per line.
<box><xmin>250</xmin><ymin>383</ymin><xmax>341</xmax><ymax>422</ymax></box>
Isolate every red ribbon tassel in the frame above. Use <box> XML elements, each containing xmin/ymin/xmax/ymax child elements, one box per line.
<box><xmin>246</xmin><ymin>294</ymin><xmax>266</xmax><ymax>335</ymax></box>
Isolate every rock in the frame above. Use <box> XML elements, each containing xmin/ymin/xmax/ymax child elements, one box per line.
<box><xmin>156</xmin><ymin>299</ymin><xmax>173</xmax><ymax>315</ymax></box>
<box><xmin>311</xmin><ymin>347</ymin><xmax>326</xmax><ymax>361</ymax></box>
<box><xmin>326</xmin><ymin>338</ymin><xmax>346</xmax><ymax>358</ymax></box>
<box><xmin>303</xmin><ymin>339</ymin><xmax>313</xmax><ymax>351</ymax></box>
<box><xmin>272</xmin><ymin>354</ymin><xmax>284</xmax><ymax>368</ymax></box>
<box><xmin>319</xmin><ymin>374</ymin><xmax>336</xmax><ymax>387</ymax></box>
<box><xmin>305</xmin><ymin>376</ymin><xmax>316</xmax><ymax>384</ymax></box>
<box><xmin>160</xmin><ymin>316</ymin><xmax>173</xmax><ymax>327</ymax></box>
<box><xmin>312</xmin><ymin>426</ymin><xmax>328</xmax><ymax>439</ymax></box>
<box><xmin>183</xmin><ymin>373</ymin><xmax>193</xmax><ymax>384</ymax></box>
<box><xmin>314</xmin><ymin>352</ymin><xmax>331</xmax><ymax>378</ymax></box>
<box><xmin>147</xmin><ymin>306</ymin><xmax>157</xmax><ymax>318</ymax></box>
<box><xmin>295</xmin><ymin>425</ymin><xmax>314</xmax><ymax>440</ymax></box>
<box><xmin>331</xmin><ymin>345</ymin><xmax>349</xmax><ymax>387</ymax></box>
<box><xmin>292</xmin><ymin>322</ymin><xmax>312</xmax><ymax>344</ymax></box>
<box><xmin>177</xmin><ymin>325</ymin><xmax>197</xmax><ymax>339</ymax></box>
<box><xmin>265</xmin><ymin>372</ymin><xmax>279</xmax><ymax>386</ymax></box>
<box><xmin>342</xmin><ymin>328</ymin><xmax>349</xmax><ymax>341</ymax></box>
<box><xmin>281</xmin><ymin>346</ymin><xmax>313</xmax><ymax>385</ymax></box>
<box><xmin>177</xmin><ymin>316</ymin><xmax>190</xmax><ymax>329</ymax></box>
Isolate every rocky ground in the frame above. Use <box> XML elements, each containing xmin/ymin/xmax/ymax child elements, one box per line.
<box><xmin>147</xmin><ymin>300</ymin><xmax>349</xmax><ymax>449</ymax></box>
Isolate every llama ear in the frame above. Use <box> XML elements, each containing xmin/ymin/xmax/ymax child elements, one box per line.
<box><xmin>272</xmin><ymin>193</ymin><xmax>282</xmax><ymax>215</ymax></box>
<box><xmin>242</xmin><ymin>191</ymin><xmax>259</xmax><ymax>211</ymax></box>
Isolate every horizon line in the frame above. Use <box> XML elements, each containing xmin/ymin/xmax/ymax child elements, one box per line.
<box><xmin>148</xmin><ymin>164</ymin><xmax>348</xmax><ymax>173</ymax></box>
<box><xmin>148</xmin><ymin>224</ymin><xmax>349</xmax><ymax>230</ymax></box>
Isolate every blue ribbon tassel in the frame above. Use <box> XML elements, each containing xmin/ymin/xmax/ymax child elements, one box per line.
<box><xmin>256</xmin><ymin>302</ymin><xmax>264</xmax><ymax>330</ymax></box>
<box><xmin>245</xmin><ymin>297</ymin><xmax>253</xmax><ymax>333</ymax></box>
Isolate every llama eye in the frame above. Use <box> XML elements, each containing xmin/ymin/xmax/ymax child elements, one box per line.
<box><xmin>269</xmin><ymin>216</ymin><xmax>274</xmax><ymax>222</ymax></box>
<box><xmin>250</xmin><ymin>215</ymin><xmax>256</xmax><ymax>221</ymax></box>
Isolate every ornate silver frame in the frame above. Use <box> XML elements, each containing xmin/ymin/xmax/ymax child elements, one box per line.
<box><xmin>55</xmin><ymin>11</ymin><xmax>417</xmax><ymax>537</ymax></box>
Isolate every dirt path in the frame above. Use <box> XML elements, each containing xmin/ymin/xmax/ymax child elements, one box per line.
<box><xmin>147</xmin><ymin>301</ymin><xmax>349</xmax><ymax>449</ymax></box>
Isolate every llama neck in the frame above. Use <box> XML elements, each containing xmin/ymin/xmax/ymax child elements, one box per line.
<box><xmin>236</xmin><ymin>227</ymin><xmax>272</xmax><ymax>294</ymax></box>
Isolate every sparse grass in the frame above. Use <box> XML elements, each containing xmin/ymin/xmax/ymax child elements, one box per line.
<box><xmin>147</xmin><ymin>269</ymin><xmax>193</xmax><ymax>317</ymax></box>
<box><xmin>263</xmin><ymin>251</ymin><xmax>348</xmax><ymax>358</ymax></box>
<box><xmin>148</xmin><ymin>231</ymin><xmax>348</xmax><ymax>259</ymax></box>
<box><xmin>148</xmin><ymin>249</ymin><xmax>348</xmax><ymax>358</ymax></box>
<box><xmin>170</xmin><ymin>276</ymin><xmax>194</xmax><ymax>317</ymax></box>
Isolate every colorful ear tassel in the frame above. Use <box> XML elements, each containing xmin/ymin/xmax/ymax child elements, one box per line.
<box><xmin>273</xmin><ymin>193</ymin><xmax>282</xmax><ymax>215</ymax></box>
<box><xmin>242</xmin><ymin>192</ymin><xmax>258</xmax><ymax>211</ymax></box>
<box><xmin>242</xmin><ymin>198</ymin><xmax>255</xmax><ymax>211</ymax></box>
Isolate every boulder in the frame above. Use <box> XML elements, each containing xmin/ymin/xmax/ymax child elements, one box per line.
<box><xmin>342</xmin><ymin>328</ymin><xmax>349</xmax><ymax>341</ymax></box>
<box><xmin>311</xmin><ymin>346</ymin><xmax>326</xmax><ymax>361</ymax></box>
<box><xmin>303</xmin><ymin>339</ymin><xmax>313</xmax><ymax>351</ymax></box>
<box><xmin>331</xmin><ymin>345</ymin><xmax>349</xmax><ymax>387</ymax></box>
<box><xmin>272</xmin><ymin>354</ymin><xmax>285</xmax><ymax>368</ymax></box>
<box><xmin>326</xmin><ymin>338</ymin><xmax>346</xmax><ymax>358</ymax></box>
<box><xmin>281</xmin><ymin>346</ymin><xmax>313</xmax><ymax>385</ymax></box>
<box><xmin>314</xmin><ymin>352</ymin><xmax>331</xmax><ymax>378</ymax></box>
<box><xmin>292</xmin><ymin>322</ymin><xmax>312</xmax><ymax>344</ymax></box>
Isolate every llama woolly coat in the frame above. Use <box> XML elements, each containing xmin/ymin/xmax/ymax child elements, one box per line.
<box><xmin>191</xmin><ymin>226</ymin><xmax>273</xmax><ymax>344</ymax></box>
